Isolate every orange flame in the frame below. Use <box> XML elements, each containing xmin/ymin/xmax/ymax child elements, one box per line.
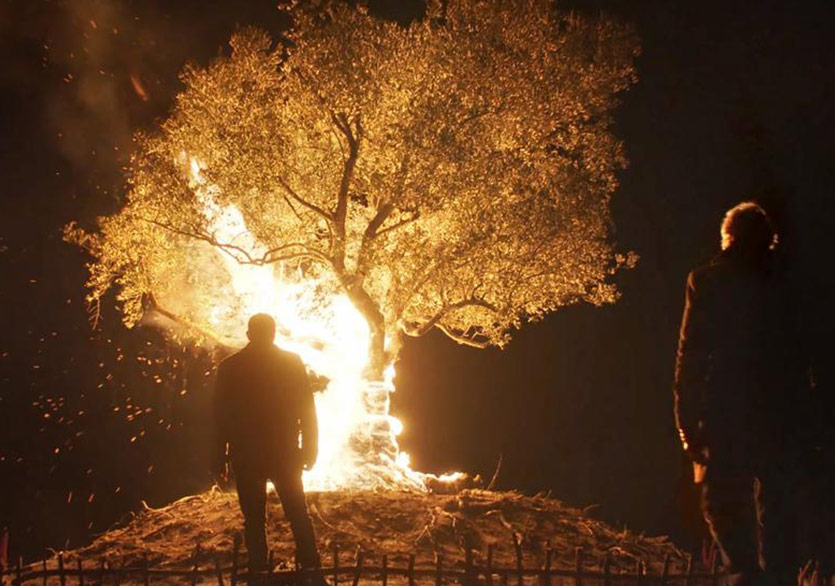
<box><xmin>180</xmin><ymin>156</ymin><xmax>463</xmax><ymax>490</ymax></box>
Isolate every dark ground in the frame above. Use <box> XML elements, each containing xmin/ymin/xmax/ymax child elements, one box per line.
<box><xmin>1</xmin><ymin>0</ymin><xmax>834</xmax><ymax>564</ymax></box>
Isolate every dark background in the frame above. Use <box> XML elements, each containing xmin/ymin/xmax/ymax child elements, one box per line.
<box><xmin>2</xmin><ymin>0</ymin><xmax>833</xmax><ymax>563</ymax></box>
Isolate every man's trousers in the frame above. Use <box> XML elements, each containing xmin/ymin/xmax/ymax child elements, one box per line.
<box><xmin>701</xmin><ymin>464</ymin><xmax>798</xmax><ymax>586</ymax></box>
<box><xmin>235</xmin><ymin>465</ymin><xmax>321</xmax><ymax>574</ymax></box>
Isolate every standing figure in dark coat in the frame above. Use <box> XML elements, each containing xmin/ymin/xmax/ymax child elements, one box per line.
<box><xmin>213</xmin><ymin>313</ymin><xmax>323</xmax><ymax>582</ymax></box>
<box><xmin>674</xmin><ymin>202</ymin><xmax>808</xmax><ymax>586</ymax></box>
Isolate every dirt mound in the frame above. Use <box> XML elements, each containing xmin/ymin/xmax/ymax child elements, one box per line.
<box><xmin>56</xmin><ymin>488</ymin><xmax>686</xmax><ymax>577</ymax></box>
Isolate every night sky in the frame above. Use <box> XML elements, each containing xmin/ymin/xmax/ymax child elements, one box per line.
<box><xmin>2</xmin><ymin>0</ymin><xmax>834</xmax><ymax>563</ymax></box>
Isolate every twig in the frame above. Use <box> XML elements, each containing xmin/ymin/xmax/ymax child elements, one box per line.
<box><xmin>486</xmin><ymin>454</ymin><xmax>503</xmax><ymax>491</ymax></box>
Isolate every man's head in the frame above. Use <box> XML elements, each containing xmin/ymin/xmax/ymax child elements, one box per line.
<box><xmin>720</xmin><ymin>201</ymin><xmax>778</xmax><ymax>254</ymax></box>
<box><xmin>247</xmin><ymin>313</ymin><xmax>276</xmax><ymax>346</ymax></box>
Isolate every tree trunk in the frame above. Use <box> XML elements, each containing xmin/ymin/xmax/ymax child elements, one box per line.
<box><xmin>343</xmin><ymin>283</ymin><xmax>418</xmax><ymax>488</ymax></box>
<box><xmin>344</xmin><ymin>284</ymin><xmax>387</xmax><ymax>380</ymax></box>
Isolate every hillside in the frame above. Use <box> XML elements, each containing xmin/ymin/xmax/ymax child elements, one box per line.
<box><xmin>48</xmin><ymin>488</ymin><xmax>688</xmax><ymax>579</ymax></box>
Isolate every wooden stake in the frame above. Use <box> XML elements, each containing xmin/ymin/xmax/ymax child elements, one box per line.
<box><xmin>635</xmin><ymin>560</ymin><xmax>643</xmax><ymax>586</ymax></box>
<box><xmin>381</xmin><ymin>554</ymin><xmax>388</xmax><ymax>586</ymax></box>
<box><xmin>573</xmin><ymin>548</ymin><xmax>583</xmax><ymax>586</ymax></box>
<box><xmin>434</xmin><ymin>554</ymin><xmax>442</xmax><ymax>586</ymax></box>
<box><xmin>230</xmin><ymin>537</ymin><xmax>240</xmax><ymax>586</ymax></box>
<box><xmin>661</xmin><ymin>554</ymin><xmax>670</xmax><ymax>586</ymax></box>
<box><xmin>115</xmin><ymin>556</ymin><xmax>127</xmax><ymax>586</ymax></box>
<box><xmin>464</xmin><ymin>547</ymin><xmax>473</xmax><ymax>586</ymax></box>
<box><xmin>191</xmin><ymin>545</ymin><xmax>201</xmax><ymax>586</ymax></box>
<box><xmin>684</xmin><ymin>554</ymin><xmax>693</xmax><ymax>586</ymax></box>
<box><xmin>602</xmin><ymin>553</ymin><xmax>611</xmax><ymax>586</ymax></box>
<box><xmin>333</xmin><ymin>545</ymin><xmax>339</xmax><ymax>586</ymax></box>
<box><xmin>77</xmin><ymin>559</ymin><xmax>84</xmax><ymax>586</ymax></box>
<box><xmin>351</xmin><ymin>548</ymin><xmax>363</xmax><ymax>586</ymax></box>
<box><xmin>542</xmin><ymin>547</ymin><xmax>552</xmax><ymax>586</ymax></box>
<box><xmin>486</xmin><ymin>545</ymin><xmax>494</xmax><ymax>586</ymax></box>
<box><xmin>58</xmin><ymin>553</ymin><xmax>66</xmax><ymax>586</ymax></box>
<box><xmin>142</xmin><ymin>554</ymin><xmax>149</xmax><ymax>586</ymax></box>
<box><xmin>214</xmin><ymin>553</ymin><xmax>224</xmax><ymax>586</ymax></box>
<box><xmin>407</xmin><ymin>554</ymin><xmax>415</xmax><ymax>586</ymax></box>
<box><xmin>41</xmin><ymin>559</ymin><xmax>47</xmax><ymax>586</ymax></box>
<box><xmin>15</xmin><ymin>557</ymin><xmax>22</xmax><ymax>586</ymax></box>
<box><xmin>513</xmin><ymin>536</ymin><xmax>523</xmax><ymax>586</ymax></box>
<box><xmin>99</xmin><ymin>559</ymin><xmax>106</xmax><ymax>586</ymax></box>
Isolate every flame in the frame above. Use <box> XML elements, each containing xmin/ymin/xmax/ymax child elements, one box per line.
<box><xmin>181</xmin><ymin>156</ymin><xmax>434</xmax><ymax>490</ymax></box>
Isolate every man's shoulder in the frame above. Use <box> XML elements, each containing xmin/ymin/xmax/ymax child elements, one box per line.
<box><xmin>219</xmin><ymin>349</ymin><xmax>243</xmax><ymax>365</ymax></box>
<box><xmin>687</xmin><ymin>256</ymin><xmax>731</xmax><ymax>290</ymax></box>
<box><xmin>217</xmin><ymin>347</ymin><xmax>249</xmax><ymax>373</ymax></box>
<box><xmin>273</xmin><ymin>346</ymin><xmax>304</xmax><ymax>368</ymax></box>
<box><xmin>217</xmin><ymin>344</ymin><xmax>304</xmax><ymax>374</ymax></box>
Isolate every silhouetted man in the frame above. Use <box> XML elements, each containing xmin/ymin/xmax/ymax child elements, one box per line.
<box><xmin>674</xmin><ymin>202</ymin><xmax>808</xmax><ymax>586</ymax></box>
<box><xmin>214</xmin><ymin>313</ymin><xmax>323</xmax><ymax>583</ymax></box>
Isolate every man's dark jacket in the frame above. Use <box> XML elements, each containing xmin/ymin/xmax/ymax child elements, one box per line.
<box><xmin>214</xmin><ymin>343</ymin><xmax>317</xmax><ymax>473</ymax></box>
<box><xmin>673</xmin><ymin>251</ymin><xmax>807</xmax><ymax>466</ymax></box>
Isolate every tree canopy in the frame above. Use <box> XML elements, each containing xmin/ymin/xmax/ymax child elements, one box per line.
<box><xmin>67</xmin><ymin>0</ymin><xmax>639</xmax><ymax>377</ymax></box>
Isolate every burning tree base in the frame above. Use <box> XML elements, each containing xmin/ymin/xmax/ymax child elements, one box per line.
<box><xmin>54</xmin><ymin>489</ymin><xmax>687</xmax><ymax>581</ymax></box>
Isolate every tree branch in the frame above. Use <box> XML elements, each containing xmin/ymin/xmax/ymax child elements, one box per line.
<box><xmin>436</xmin><ymin>323</ymin><xmax>491</xmax><ymax>349</ymax></box>
<box><xmin>134</xmin><ymin>215</ymin><xmax>260</xmax><ymax>264</ymax></box>
<box><xmin>276</xmin><ymin>176</ymin><xmax>334</xmax><ymax>223</ymax></box>
<box><xmin>374</xmin><ymin>212</ymin><xmax>420</xmax><ymax>238</ymax></box>
<box><xmin>334</xmin><ymin>114</ymin><xmax>360</xmax><ymax>229</ymax></box>
<box><xmin>402</xmin><ymin>297</ymin><xmax>498</xmax><ymax>338</ymax></box>
<box><xmin>145</xmin><ymin>293</ymin><xmax>232</xmax><ymax>350</ymax></box>
<box><xmin>280</xmin><ymin>192</ymin><xmax>335</xmax><ymax>252</ymax></box>
<box><xmin>354</xmin><ymin>201</ymin><xmax>395</xmax><ymax>279</ymax></box>
<box><xmin>331</xmin><ymin>113</ymin><xmax>361</xmax><ymax>268</ymax></box>
<box><xmin>358</xmin><ymin>152</ymin><xmax>416</xmax><ymax>272</ymax></box>
<box><xmin>136</xmin><ymin>215</ymin><xmax>329</xmax><ymax>267</ymax></box>
<box><xmin>364</xmin><ymin>203</ymin><xmax>394</xmax><ymax>239</ymax></box>
<box><xmin>262</xmin><ymin>243</ymin><xmax>332</xmax><ymax>265</ymax></box>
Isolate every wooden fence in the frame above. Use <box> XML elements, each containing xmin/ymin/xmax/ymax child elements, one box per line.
<box><xmin>0</xmin><ymin>541</ymin><xmax>725</xmax><ymax>586</ymax></box>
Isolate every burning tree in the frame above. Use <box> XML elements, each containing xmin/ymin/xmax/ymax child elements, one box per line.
<box><xmin>66</xmin><ymin>0</ymin><xmax>638</xmax><ymax>489</ymax></box>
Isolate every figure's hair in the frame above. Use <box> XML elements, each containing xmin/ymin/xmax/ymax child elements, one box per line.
<box><xmin>720</xmin><ymin>201</ymin><xmax>778</xmax><ymax>252</ymax></box>
<box><xmin>247</xmin><ymin>313</ymin><xmax>276</xmax><ymax>342</ymax></box>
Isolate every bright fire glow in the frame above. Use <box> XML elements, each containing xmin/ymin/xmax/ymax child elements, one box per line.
<box><xmin>180</xmin><ymin>156</ymin><xmax>460</xmax><ymax>491</ymax></box>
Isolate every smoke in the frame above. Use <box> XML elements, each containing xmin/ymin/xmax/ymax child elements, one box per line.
<box><xmin>36</xmin><ymin>0</ymin><xmax>179</xmax><ymax>203</ymax></box>
<box><xmin>3</xmin><ymin>0</ymin><xmax>284</xmax><ymax>215</ymax></box>
<box><xmin>2</xmin><ymin>0</ymin><xmax>264</xmax><ymax>205</ymax></box>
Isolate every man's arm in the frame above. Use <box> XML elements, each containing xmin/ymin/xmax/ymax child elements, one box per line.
<box><xmin>296</xmin><ymin>357</ymin><xmax>318</xmax><ymax>471</ymax></box>
<box><xmin>673</xmin><ymin>270</ymin><xmax>711</xmax><ymax>461</ymax></box>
